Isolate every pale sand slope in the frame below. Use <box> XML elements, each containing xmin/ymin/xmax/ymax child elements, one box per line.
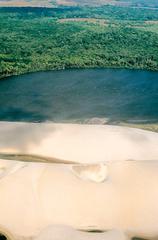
<box><xmin>35</xmin><ymin>225</ymin><xmax>128</xmax><ymax>240</ymax></box>
<box><xmin>0</xmin><ymin>122</ymin><xmax>158</xmax><ymax>163</ymax></box>
<box><xmin>1</xmin><ymin>160</ymin><xmax>158</xmax><ymax>239</ymax></box>
<box><xmin>0</xmin><ymin>122</ymin><xmax>158</xmax><ymax>240</ymax></box>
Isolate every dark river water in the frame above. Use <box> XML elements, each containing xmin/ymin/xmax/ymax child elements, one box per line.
<box><xmin>0</xmin><ymin>68</ymin><xmax>158</xmax><ymax>124</ymax></box>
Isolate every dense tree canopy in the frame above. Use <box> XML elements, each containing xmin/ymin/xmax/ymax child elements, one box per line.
<box><xmin>0</xmin><ymin>6</ymin><xmax>158</xmax><ymax>78</ymax></box>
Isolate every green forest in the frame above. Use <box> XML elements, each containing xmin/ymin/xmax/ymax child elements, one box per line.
<box><xmin>0</xmin><ymin>6</ymin><xmax>158</xmax><ymax>78</ymax></box>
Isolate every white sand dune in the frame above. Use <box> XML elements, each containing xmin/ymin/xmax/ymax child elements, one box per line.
<box><xmin>0</xmin><ymin>122</ymin><xmax>158</xmax><ymax>240</ymax></box>
<box><xmin>0</xmin><ymin>159</ymin><xmax>158</xmax><ymax>239</ymax></box>
<box><xmin>0</xmin><ymin>122</ymin><xmax>158</xmax><ymax>163</ymax></box>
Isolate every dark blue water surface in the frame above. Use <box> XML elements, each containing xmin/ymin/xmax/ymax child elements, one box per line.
<box><xmin>0</xmin><ymin>68</ymin><xmax>158</xmax><ymax>123</ymax></box>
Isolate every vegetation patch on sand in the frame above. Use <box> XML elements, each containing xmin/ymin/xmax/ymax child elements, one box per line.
<box><xmin>119</xmin><ymin>123</ymin><xmax>158</xmax><ymax>133</ymax></box>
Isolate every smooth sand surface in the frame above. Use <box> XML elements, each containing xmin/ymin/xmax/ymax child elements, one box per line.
<box><xmin>0</xmin><ymin>122</ymin><xmax>158</xmax><ymax>163</ymax></box>
<box><xmin>0</xmin><ymin>122</ymin><xmax>158</xmax><ymax>239</ymax></box>
<box><xmin>34</xmin><ymin>225</ymin><xmax>129</xmax><ymax>240</ymax></box>
<box><xmin>0</xmin><ymin>159</ymin><xmax>158</xmax><ymax>239</ymax></box>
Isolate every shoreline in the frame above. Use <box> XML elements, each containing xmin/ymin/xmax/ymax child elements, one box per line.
<box><xmin>0</xmin><ymin>118</ymin><xmax>158</xmax><ymax>133</ymax></box>
<box><xmin>1</xmin><ymin>117</ymin><xmax>158</xmax><ymax>132</ymax></box>
<box><xmin>1</xmin><ymin>65</ymin><xmax>158</xmax><ymax>81</ymax></box>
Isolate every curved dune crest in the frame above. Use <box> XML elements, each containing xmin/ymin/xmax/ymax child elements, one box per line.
<box><xmin>0</xmin><ymin>122</ymin><xmax>158</xmax><ymax>163</ymax></box>
<box><xmin>0</xmin><ymin>160</ymin><xmax>27</xmax><ymax>179</ymax></box>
